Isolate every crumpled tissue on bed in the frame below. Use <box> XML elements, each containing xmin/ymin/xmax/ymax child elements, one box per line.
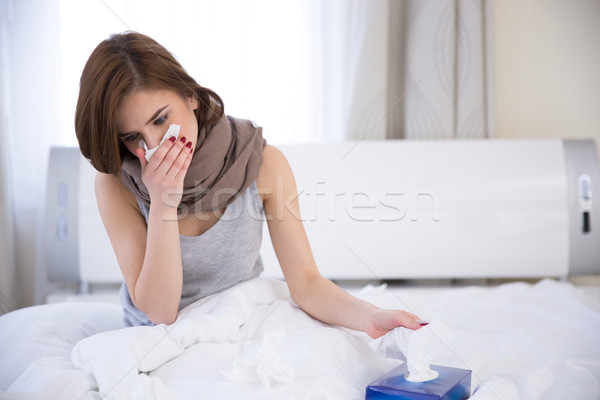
<box><xmin>373</xmin><ymin>318</ymin><xmax>455</xmax><ymax>382</ymax></box>
<box><xmin>221</xmin><ymin>330</ymin><xmax>294</xmax><ymax>388</ymax></box>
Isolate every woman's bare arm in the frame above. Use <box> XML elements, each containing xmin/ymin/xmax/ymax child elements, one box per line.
<box><xmin>260</xmin><ymin>145</ymin><xmax>422</xmax><ymax>338</ymax></box>
<box><xmin>95</xmin><ymin>137</ymin><xmax>192</xmax><ymax>325</ymax></box>
<box><xmin>95</xmin><ymin>173</ymin><xmax>182</xmax><ymax>324</ymax></box>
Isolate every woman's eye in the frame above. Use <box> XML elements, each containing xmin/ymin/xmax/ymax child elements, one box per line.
<box><xmin>123</xmin><ymin>133</ymin><xmax>139</xmax><ymax>143</ymax></box>
<box><xmin>154</xmin><ymin>114</ymin><xmax>168</xmax><ymax>126</ymax></box>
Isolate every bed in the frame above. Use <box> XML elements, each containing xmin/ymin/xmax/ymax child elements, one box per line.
<box><xmin>1</xmin><ymin>139</ymin><xmax>599</xmax><ymax>399</ymax></box>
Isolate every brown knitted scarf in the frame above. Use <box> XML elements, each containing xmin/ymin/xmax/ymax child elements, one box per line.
<box><xmin>120</xmin><ymin>114</ymin><xmax>266</xmax><ymax>215</ymax></box>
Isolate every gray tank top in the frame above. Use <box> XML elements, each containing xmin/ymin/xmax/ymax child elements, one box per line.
<box><xmin>119</xmin><ymin>181</ymin><xmax>265</xmax><ymax>326</ymax></box>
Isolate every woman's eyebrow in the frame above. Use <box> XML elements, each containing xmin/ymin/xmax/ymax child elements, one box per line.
<box><xmin>118</xmin><ymin>105</ymin><xmax>169</xmax><ymax>137</ymax></box>
<box><xmin>145</xmin><ymin>105</ymin><xmax>169</xmax><ymax>124</ymax></box>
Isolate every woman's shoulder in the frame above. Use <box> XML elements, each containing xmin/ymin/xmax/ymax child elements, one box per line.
<box><xmin>255</xmin><ymin>144</ymin><xmax>295</xmax><ymax>207</ymax></box>
<box><xmin>95</xmin><ymin>172</ymin><xmax>140</xmax><ymax>213</ymax></box>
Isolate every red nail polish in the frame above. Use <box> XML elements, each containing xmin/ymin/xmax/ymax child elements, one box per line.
<box><xmin>180</xmin><ymin>137</ymin><xmax>187</xmax><ymax>143</ymax></box>
<box><xmin>168</xmin><ymin>136</ymin><xmax>176</xmax><ymax>143</ymax></box>
<box><xmin>186</xmin><ymin>141</ymin><xmax>192</xmax><ymax>148</ymax></box>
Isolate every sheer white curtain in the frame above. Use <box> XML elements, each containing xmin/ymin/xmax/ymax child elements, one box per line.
<box><xmin>5</xmin><ymin>0</ymin><xmax>344</xmax><ymax>308</ymax></box>
<box><xmin>387</xmin><ymin>0</ymin><xmax>495</xmax><ymax>139</ymax></box>
<box><xmin>0</xmin><ymin>1</ymin><xmax>16</xmax><ymax>314</ymax></box>
<box><xmin>2</xmin><ymin>0</ymin><xmax>64</xmax><ymax>310</ymax></box>
<box><xmin>58</xmin><ymin>0</ymin><xmax>331</xmax><ymax>146</ymax></box>
<box><xmin>59</xmin><ymin>0</ymin><xmax>495</xmax><ymax>144</ymax></box>
<box><xmin>308</xmin><ymin>0</ymin><xmax>391</xmax><ymax>142</ymax></box>
<box><xmin>313</xmin><ymin>0</ymin><xmax>495</xmax><ymax>142</ymax></box>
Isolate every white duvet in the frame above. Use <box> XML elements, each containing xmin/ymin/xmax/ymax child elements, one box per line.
<box><xmin>1</xmin><ymin>277</ymin><xmax>599</xmax><ymax>399</ymax></box>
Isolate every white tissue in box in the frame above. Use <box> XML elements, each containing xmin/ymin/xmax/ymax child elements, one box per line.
<box><xmin>374</xmin><ymin>318</ymin><xmax>455</xmax><ymax>383</ymax></box>
<box><xmin>138</xmin><ymin>124</ymin><xmax>181</xmax><ymax>161</ymax></box>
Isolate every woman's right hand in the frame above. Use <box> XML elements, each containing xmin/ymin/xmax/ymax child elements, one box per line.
<box><xmin>134</xmin><ymin>136</ymin><xmax>194</xmax><ymax>209</ymax></box>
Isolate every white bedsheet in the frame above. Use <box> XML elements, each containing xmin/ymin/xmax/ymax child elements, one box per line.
<box><xmin>1</xmin><ymin>278</ymin><xmax>599</xmax><ymax>399</ymax></box>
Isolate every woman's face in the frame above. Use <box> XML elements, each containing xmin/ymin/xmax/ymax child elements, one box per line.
<box><xmin>116</xmin><ymin>88</ymin><xmax>199</xmax><ymax>157</ymax></box>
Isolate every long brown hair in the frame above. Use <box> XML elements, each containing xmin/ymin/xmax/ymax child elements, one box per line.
<box><xmin>75</xmin><ymin>31</ymin><xmax>224</xmax><ymax>175</ymax></box>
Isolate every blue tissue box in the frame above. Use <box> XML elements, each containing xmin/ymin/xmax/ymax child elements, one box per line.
<box><xmin>365</xmin><ymin>364</ymin><xmax>471</xmax><ymax>400</ymax></box>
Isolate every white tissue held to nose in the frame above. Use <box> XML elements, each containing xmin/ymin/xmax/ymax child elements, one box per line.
<box><xmin>138</xmin><ymin>124</ymin><xmax>181</xmax><ymax>162</ymax></box>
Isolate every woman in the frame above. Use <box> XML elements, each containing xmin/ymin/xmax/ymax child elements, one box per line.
<box><xmin>75</xmin><ymin>31</ymin><xmax>421</xmax><ymax>338</ymax></box>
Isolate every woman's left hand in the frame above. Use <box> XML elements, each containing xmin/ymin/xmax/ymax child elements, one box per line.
<box><xmin>365</xmin><ymin>309</ymin><xmax>423</xmax><ymax>339</ymax></box>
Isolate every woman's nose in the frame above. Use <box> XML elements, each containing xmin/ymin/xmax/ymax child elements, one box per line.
<box><xmin>142</xmin><ymin>134</ymin><xmax>161</xmax><ymax>149</ymax></box>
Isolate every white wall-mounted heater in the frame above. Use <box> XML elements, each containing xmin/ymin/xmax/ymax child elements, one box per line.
<box><xmin>44</xmin><ymin>139</ymin><xmax>599</xmax><ymax>291</ymax></box>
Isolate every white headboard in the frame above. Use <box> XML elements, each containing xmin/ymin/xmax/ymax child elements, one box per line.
<box><xmin>44</xmin><ymin>139</ymin><xmax>600</xmax><ymax>288</ymax></box>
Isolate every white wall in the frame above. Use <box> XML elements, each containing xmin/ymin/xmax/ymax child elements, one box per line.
<box><xmin>493</xmin><ymin>0</ymin><xmax>600</xmax><ymax>158</ymax></box>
